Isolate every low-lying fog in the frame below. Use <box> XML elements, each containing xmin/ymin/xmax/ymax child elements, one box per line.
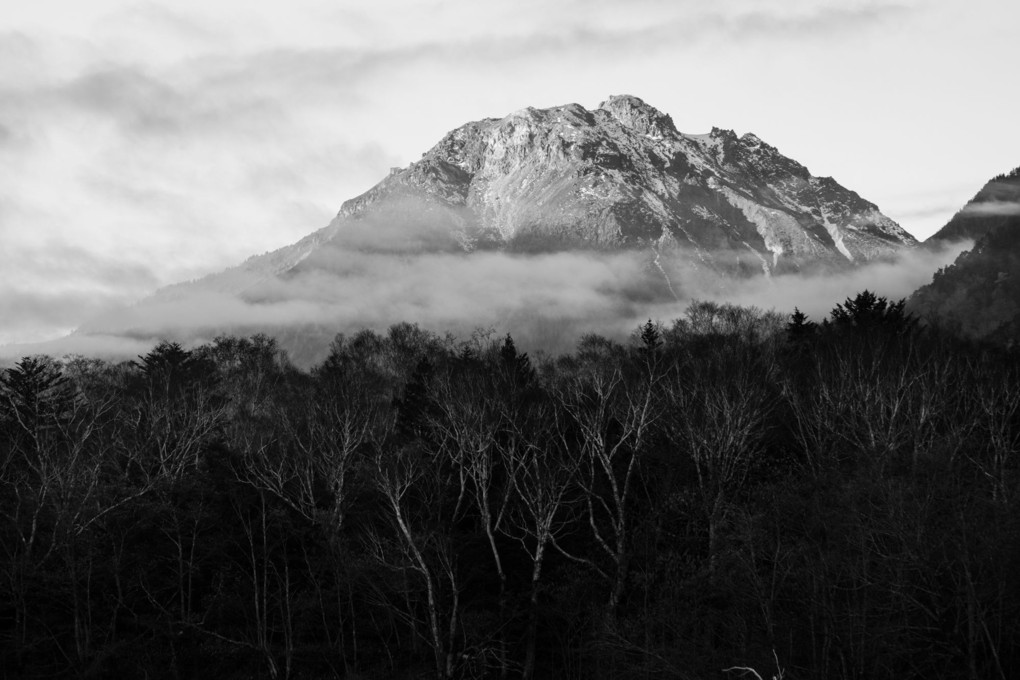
<box><xmin>0</xmin><ymin>223</ymin><xmax>970</xmax><ymax>367</ymax></box>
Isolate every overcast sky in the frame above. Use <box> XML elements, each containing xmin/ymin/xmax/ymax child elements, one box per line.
<box><xmin>1</xmin><ymin>0</ymin><xmax>1017</xmax><ymax>344</ymax></box>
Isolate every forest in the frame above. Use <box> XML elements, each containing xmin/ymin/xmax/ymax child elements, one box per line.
<box><xmin>1</xmin><ymin>292</ymin><xmax>1018</xmax><ymax>680</ymax></box>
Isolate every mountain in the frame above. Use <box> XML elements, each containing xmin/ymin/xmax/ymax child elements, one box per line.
<box><xmin>910</xmin><ymin>166</ymin><xmax>1020</xmax><ymax>342</ymax></box>
<box><xmin>64</xmin><ymin>95</ymin><xmax>918</xmax><ymax>364</ymax></box>
<box><xmin>152</xmin><ymin>95</ymin><xmax>913</xmax><ymax>299</ymax></box>
<box><xmin>340</xmin><ymin>95</ymin><xmax>914</xmax><ymax>263</ymax></box>
<box><xmin>926</xmin><ymin>167</ymin><xmax>1020</xmax><ymax>244</ymax></box>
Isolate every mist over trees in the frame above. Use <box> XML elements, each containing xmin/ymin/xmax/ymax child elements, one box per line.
<box><xmin>1</xmin><ymin>294</ymin><xmax>1018</xmax><ymax>680</ymax></box>
<box><xmin>911</xmin><ymin>218</ymin><xmax>1020</xmax><ymax>342</ymax></box>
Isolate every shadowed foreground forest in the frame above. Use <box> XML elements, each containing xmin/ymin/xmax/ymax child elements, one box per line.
<box><xmin>1</xmin><ymin>293</ymin><xmax>1018</xmax><ymax>680</ymax></box>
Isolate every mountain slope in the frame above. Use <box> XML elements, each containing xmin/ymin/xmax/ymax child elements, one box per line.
<box><xmin>927</xmin><ymin>167</ymin><xmax>1020</xmax><ymax>244</ymax></box>
<box><xmin>341</xmin><ymin>95</ymin><xmax>913</xmax><ymax>263</ymax></box>
<box><xmin>910</xmin><ymin>166</ymin><xmax>1020</xmax><ymax>342</ymax></box>
<box><xmin>154</xmin><ymin>95</ymin><xmax>914</xmax><ymax>302</ymax></box>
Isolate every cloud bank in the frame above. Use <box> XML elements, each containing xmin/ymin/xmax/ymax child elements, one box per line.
<box><xmin>2</xmin><ymin>232</ymin><xmax>966</xmax><ymax>366</ymax></box>
<box><xmin>961</xmin><ymin>201</ymin><xmax>1020</xmax><ymax>217</ymax></box>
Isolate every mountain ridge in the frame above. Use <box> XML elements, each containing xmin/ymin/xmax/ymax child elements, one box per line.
<box><xmin>926</xmin><ymin>166</ymin><xmax>1020</xmax><ymax>244</ymax></box>
<box><xmin>910</xmin><ymin>165</ymin><xmax>1020</xmax><ymax>342</ymax></box>
<box><xmin>146</xmin><ymin>94</ymin><xmax>915</xmax><ymax>304</ymax></box>
<box><xmin>332</xmin><ymin>94</ymin><xmax>914</xmax><ymax>265</ymax></box>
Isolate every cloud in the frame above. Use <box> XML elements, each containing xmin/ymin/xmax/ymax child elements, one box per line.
<box><xmin>25</xmin><ymin>242</ymin><xmax>959</xmax><ymax>367</ymax></box>
<box><xmin>0</xmin><ymin>333</ymin><xmax>154</xmax><ymax>366</ymax></box>
<box><xmin>893</xmin><ymin>204</ymin><xmax>963</xmax><ymax>220</ymax></box>
<box><xmin>332</xmin><ymin>0</ymin><xmax>914</xmax><ymax>61</ymax></box>
<box><xmin>0</xmin><ymin>289</ymin><xmax>126</xmax><ymax>345</ymax></box>
<box><xmin>11</xmin><ymin>0</ymin><xmax>910</xmax><ymax>138</ymax></box>
<box><xmin>0</xmin><ymin>243</ymin><xmax>161</xmax><ymax>344</ymax></box>
<box><xmin>0</xmin><ymin>41</ymin><xmax>402</xmax><ymax>345</ymax></box>
<box><xmin>62</xmin><ymin>249</ymin><xmax>665</xmax><ymax>361</ymax></box>
<box><xmin>960</xmin><ymin>201</ymin><xmax>1020</xmax><ymax>217</ymax></box>
<box><xmin>714</xmin><ymin>240</ymin><xmax>971</xmax><ymax>322</ymax></box>
<box><xmin>17</xmin><ymin>187</ymin><xmax>963</xmax><ymax>366</ymax></box>
<box><xmin>181</xmin><ymin>0</ymin><xmax>912</xmax><ymax>85</ymax></box>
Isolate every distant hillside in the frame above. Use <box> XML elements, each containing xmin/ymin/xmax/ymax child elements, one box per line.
<box><xmin>926</xmin><ymin>166</ymin><xmax>1020</xmax><ymax>244</ymax></box>
<box><xmin>911</xmin><ymin>167</ymin><xmax>1020</xmax><ymax>342</ymax></box>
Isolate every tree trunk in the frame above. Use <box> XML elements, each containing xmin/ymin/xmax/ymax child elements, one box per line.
<box><xmin>523</xmin><ymin>538</ymin><xmax>546</xmax><ymax>680</ymax></box>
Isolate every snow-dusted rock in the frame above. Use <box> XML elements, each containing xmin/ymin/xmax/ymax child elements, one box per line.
<box><xmin>331</xmin><ymin>95</ymin><xmax>914</xmax><ymax>272</ymax></box>
<box><xmin>155</xmin><ymin>95</ymin><xmax>917</xmax><ymax>300</ymax></box>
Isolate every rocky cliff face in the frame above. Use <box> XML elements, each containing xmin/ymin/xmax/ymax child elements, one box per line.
<box><xmin>170</xmin><ymin>95</ymin><xmax>914</xmax><ymax>299</ymax></box>
<box><xmin>336</xmin><ymin>95</ymin><xmax>912</xmax><ymax>266</ymax></box>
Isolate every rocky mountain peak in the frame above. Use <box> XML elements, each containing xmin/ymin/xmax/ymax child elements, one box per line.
<box><xmin>199</xmin><ymin>95</ymin><xmax>918</xmax><ymax>304</ymax></box>
<box><xmin>325</xmin><ymin>96</ymin><xmax>916</xmax><ymax>270</ymax></box>
<box><xmin>598</xmin><ymin>94</ymin><xmax>677</xmax><ymax>138</ymax></box>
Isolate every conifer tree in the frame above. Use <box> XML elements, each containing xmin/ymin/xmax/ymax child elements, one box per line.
<box><xmin>0</xmin><ymin>356</ymin><xmax>73</xmax><ymax>434</ymax></box>
<box><xmin>640</xmin><ymin>318</ymin><xmax>662</xmax><ymax>352</ymax></box>
<box><xmin>786</xmin><ymin>307</ymin><xmax>817</xmax><ymax>340</ymax></box>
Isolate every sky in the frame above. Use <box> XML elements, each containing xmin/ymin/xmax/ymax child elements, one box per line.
<box><xmin>1</xmin><ymin>0</ymin><xmax>1018</xmax><ymax>345</ymax></box>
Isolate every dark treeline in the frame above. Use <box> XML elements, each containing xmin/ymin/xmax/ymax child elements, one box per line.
<box><xmin>1</xmin><ymin>293</ymin><xmax>1018</xmax><ymax>680</ymax></box>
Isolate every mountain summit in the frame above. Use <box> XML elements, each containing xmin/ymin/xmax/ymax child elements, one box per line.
<box><xmin>176</xmin><ymin>95</ymin><xmax>914</xmax><ymax>297</ymax></box>
<box><xmin>332</xmin><ymin>95</ymin><xmax>914</xmax><ymax>268</ymax></box>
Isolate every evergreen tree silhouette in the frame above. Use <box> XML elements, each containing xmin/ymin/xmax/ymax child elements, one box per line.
<box><xmin>786</xmin><ymin>307</ymin><xmax>817</xmax><ymax>341</ymax></box>
<box><xmin>0</xmin><ymin>356</ymin><xmax>73</xmax><ymax>431</ymax></box>
<box><xmin>827</xmin><ymin>290</ymin><xmax>915</xmax><ymax>334</ymax></box>
<box><xmin>640</xmin><ymin>318</ymin><xmax>662</xmax><ymax>352</ymax></box>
